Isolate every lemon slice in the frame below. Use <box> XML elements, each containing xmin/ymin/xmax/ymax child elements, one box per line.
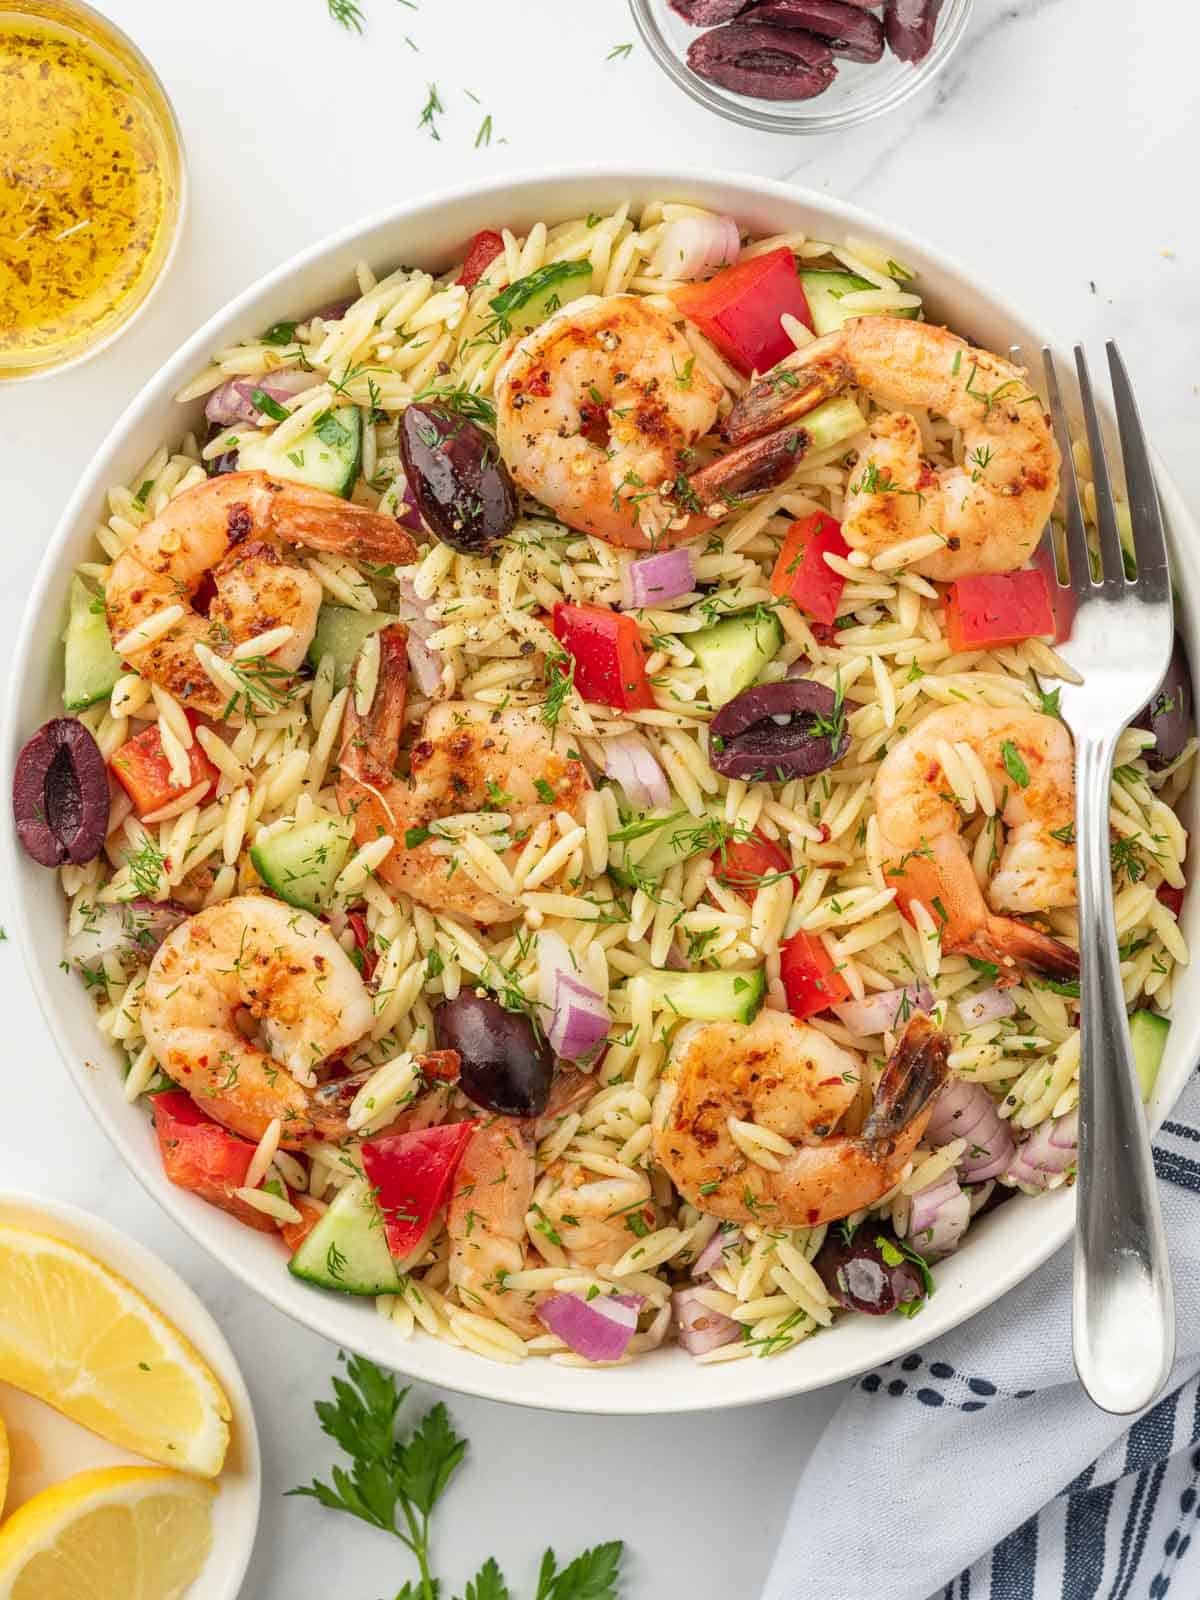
<box><xmin>0</xmin><ymin>1411</ymin><xmax>8</xmax><ymax>1518</ymax></box>
<box><xmin>0</xmin><ymin>1227</ymin><xmax>230</xmax><ymax>1478</ymax></box>
<box><xmin>0</xmin><ymin>1465</ymin><xmax>213</xmax><ymax>1599</ymax></box>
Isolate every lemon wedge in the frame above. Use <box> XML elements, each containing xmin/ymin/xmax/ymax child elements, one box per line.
<box><xmin>0</xmin><ymin>1411</ymin><xmax>8</xmax><ymax>1518</ymax></box>
<box><xmin>0</xmin><ymin>1465</ymin><xmax>213</xmax><ymax>1599</ymax></box>
<box><xmin>0</xmin><ymin>1226</ymin><xmax>230</xmax><ymax>1478</ymax></box>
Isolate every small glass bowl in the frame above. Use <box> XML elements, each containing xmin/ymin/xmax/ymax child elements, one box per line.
<box><xmin>0</xmin><ymin>0</ymin><xmax>186</xmax><ymax>381</ymax></box>
<box><xmin>628</xmin><ymin>0</ymin><xmax>974</xmax><ymax>135</ymax></box>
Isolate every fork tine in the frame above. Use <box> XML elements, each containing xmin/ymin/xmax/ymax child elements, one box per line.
<box><xmin>1041</xmin><ymin>348</ymin><xmax>1093</xmax><ymax>591</ymax></box>
<box><xmin>1106</xmin><ymin>341</ymin><xmax>1171</xmax><ymax>605</ymax></box>
<box><xmin>1074</xmin><ymin>345</ymin><xmax>1128</xmax><ymax>590</ymax></box>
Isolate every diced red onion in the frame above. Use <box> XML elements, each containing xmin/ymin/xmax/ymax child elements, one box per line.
<box><xmin>603</xmin><ymin>736</ymin><xmax>670</xmax><ymax>811</ymax></box>
<box><xmin>959</xmin><ymin>985</ymin><xmax>1017</xmax><ymax>1027</ymax></box>
<box><xmin>905</xmin><ymin>1170</ymin><xmax>970</xmax><ymax>1260</ymax></box>
<box><xmin>925</xmin><ymin>1078</ymin><xmax>1015</xmax><ymax>1183</ymax></box>
<box><xmin>834</xmin><ymin>983</ymin><xmax>932</xmax><ymax>1037</ymax></box>
<box><xmin>395</xmin><ymin>578</ymin><xmax>443</xmax><ymax>698</ymax></box>
<box><xmin>1006</xmin><ymin>1109</ymin><xmax>1078</xmax><ymax>1192</ymax></box>
<box><xmin>674</xmin><ymin>1287</ymin><xmax>741</xmax><ymax>1356</ymax></box>
<box><xmin>64</xmin><ymin>898</ymin><xmax>187</xmax><ymax>970</ymax></box>
<box><xmin>651</xmin><ymin>215</ymin><xmax>741</xmax><ymax>283</ymax></box>
<box><xmin>309</xmin><ymin>295</ymin><xmax>355</xmax><ymax>323</ymax></box>
<box><xmin>204</xmin><ymin>368</ymin><xmax>321</xmax><ymax>428</ymax></box>
<box><xmin>620</xmin><ymin>548</ymin><xmax>695</xmax><ymax>611</ymax></box>
<box><xmin>692</xmin><ymin>1223</ymin><xmax>744</xmax><ymax>1279</ymax></box>
<box><xmin>538</xmin><ymin>932</ymin><xmax>609</xmax><ymax>1062</ymax></box>
<box><xmin>785</xmin><ymin>656</ymin><xmax>813</xmax><ymax>679</ymax></box>
<box><xmin>537</xmin><ymin>1291</ymin><xmax>644</xmax><ymax>1362</ymax></box>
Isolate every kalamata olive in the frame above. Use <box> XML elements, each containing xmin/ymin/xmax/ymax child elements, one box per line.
<box><xmin>1136</xmin><ymin>637</ymin><xmax>1193</xmax><ymax>771</ymax></box>
<box><xmin>13</xmin><ymin>717</ymin><xmax>110</xmax><ymax>868</ymax></box>
<box><xmin>813</xmin><ymin>1225</ymin><xmax>927</xmax><ymax>1316</ymax></box>
<box><xmin>398</xmin><ymin>402</ymin><xmax>517</xmax><ymax>556</ymax></box>
<box><xmin>434</xmin><ymin>991</ymin><xmax>555</xmax><ymax>1118</ymax></box>
<box><xmin>747</xmin><ymin>0</ymin><xmax>884</xmax><ymax>61</ymax></box>
<box><xmin>708</xmin><ymin>679</ymin><xmax>850</xmax><ymax>780</ymax></box>
<box><xmin>883</xmin><ymin>0</ymin><xmax>943</xmax><ymax>63</ymax></box>
<box><xmin>670</xmin><ymin>0</ymin><xmax>750</xmax><ymax>22</ymax></box>
<box><xmin>686</xmin><ymin>22</ymin><xmax>837</xmax><ymax>100</ymax></box>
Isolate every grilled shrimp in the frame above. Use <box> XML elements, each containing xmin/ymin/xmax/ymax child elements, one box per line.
<box><xmin>724</xmin><ymin>316</ymin><xmax>1060</xmax><ymax>580</ymax></box>
<box><xmin>142</xmin><ymin>894</ymin><xmax>373</xmax><ymax>1147</ymax></box>
<box><xmin>336</xmin><ymin>624</ymin><xmax>590</xmax><ymax>925</ymax></box>
<box><xmin>653</xmin><ymin>1010</ymin><xmax>950</xmax><ymax>1227</ymax></box>
<box><xmin>876</xmin><ymin>704</ymin><xmax>1079</xmax><ymax>978</ymax></box>
<box><xmin>447</xmin><ymin>1115</ymin><xmax>540</xmax><ymax>1336</ymax></box>
<box><xmin>106</xmin><ymin>471</ymin><xmax>417</xmax><ymax>717</ymax></box>
<box><xmin>494</xmin><ymin>295</ymin><xmax>812</xmax><ymax>550</ymax></box>
<box><xmin>536</xmin><ymin>1160</ymin><xmax>655</xmax><ymax>1271</ymax></box>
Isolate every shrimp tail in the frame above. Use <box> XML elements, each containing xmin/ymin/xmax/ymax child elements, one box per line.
<box><xmin>686</xmin><ymin>424</ymin><xmax>812</xmax><ymax>515</ymax></box>
<box><xmin>722</xmin><ymin>342</ymin><xmax>852</xmax><ymax>447</ymax></box>
<box><xmin>268</xmin><ymin>480</ymin><xmax>420</xmax><ymax>566</ymax></box>
<box><xmin>339</xmin><ymin>623</ymin><xmax>409</xmax><ymax>788</ymax></box>
<box><xmin>963</xmin><ymin>915</ymin><xmax>1081</xmax><ymax>984</ymax></box>
<box><xmin>861</xmin><ymin>1013</ymin><xmax>950</xmax><ymax>1144</ymax></box>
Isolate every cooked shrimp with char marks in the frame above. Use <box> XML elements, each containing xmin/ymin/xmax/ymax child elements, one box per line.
<box><xmin>877</xmin><ymin>704</ymin><xmax>1079</xmax><ymax>979</ymax></box>
<box><xmin>142</xmin><ymin>893</ymin><xmax>374</xmax><ymax>1147</ymax></box>
<box><xmin>337</xmin><ymin>624</ymin><xmax>589</xmax><ymax>924</ymax></box>
<box><xmin>105</xmin><ymin>470</ymin><xmax>418</xmax><ymax>717</ymax></box>
<box><xmin>725</xmin><ymin>316</ymin><xmax>1060</xmax><ymax>580</ymax></box>
<box><xmin>495</xmin><ymin>295</ymin><xmax>810</xmax><ymax>550</ymax></box>
<box><xmin>653</xmin><ymin>1010</ymin><xmax>949</xmax><ymax>1227</ymax></box>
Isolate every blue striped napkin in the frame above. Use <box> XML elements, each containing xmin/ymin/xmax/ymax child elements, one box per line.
<box><xmin>762</xmin><ymin>1075</ymin><xmax>1200</xmax><ymax>1600</ymax></box>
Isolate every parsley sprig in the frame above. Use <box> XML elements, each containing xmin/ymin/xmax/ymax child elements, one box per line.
<box><xmin>290</xmin><ymin>1355</ymin><xmax>625</xmax><ymax>1600</ymax></box>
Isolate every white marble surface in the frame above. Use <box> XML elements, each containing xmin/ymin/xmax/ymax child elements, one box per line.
<box><xmin>2</xmin><ymin>1</ymin><xmax>1198</xmax><ymax>1595</ymax></box>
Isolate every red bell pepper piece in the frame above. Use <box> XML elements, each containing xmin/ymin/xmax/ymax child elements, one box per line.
<box><xmin>1157</xmin><ymin>882</ymin><xmax>1186</xmax><ymax>918</ymax></box>
<box><xmin>945</xmin><ymin>570</ymin><xmax>1055</xmax><ymax>655</ymax></box>
<box><xmin>713</xmin><ymin>828</ymin><xmax>793</xmax><ymax>904</ymax></box>
<box><xmin>457</xmin><ymin>229</ymin><xmax>505</xmax><ymax>291</ymax></box>
<box><xmin>110</xmin><ymin>717</ymin><xmax>219</xmax><ymax>819</ymax></box>
<box><xmin>152</xmin><ymin>1091</ymin><xmax>279</xmax><ymax>1234</ymax></box>
<box><xmin>551</xmin><ymin>601</ymin><xmax>655</xmax><ymax>711</ymax></box>
<box><xmin>672</xmin><ymin>247</ymin><xmax>812</xmax><ymax>375</ymax></box>
<box><xmin>779</xmin><ymin>930</ymin><xmax>851</xmax><ymax>1020</ymax></box>
<box><xmin>361</xmin><ymin>1121</ymin><xmax>475</xmax><ymax>1262</ymax></box>
<box><xmin>770</xmin><ymin>512</ymin><xmax>849</xmax><ymax>627</ymax></box>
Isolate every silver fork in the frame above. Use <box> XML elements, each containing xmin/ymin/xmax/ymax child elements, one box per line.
<box><xmin>1036</xmin><ymin>342</ymin><xmax>1176</xmax><ymax>1414</ymax></box>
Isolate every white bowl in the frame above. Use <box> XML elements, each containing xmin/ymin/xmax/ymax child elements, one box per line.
<box><xmin>0</xmin><ymin>1191</ymin><xmax>260</xmax><ymax>1596</ymax></box>
<box><xmin>6</xmin><ymin>167</ymin><xmax>1197</xmax><ymax>1415</ymax></box>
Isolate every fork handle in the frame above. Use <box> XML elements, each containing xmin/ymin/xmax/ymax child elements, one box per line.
<box><xmin>1072</xmin><ymin>733</ymin><xmax>1175</xmax><ymax>1413</ymax></box>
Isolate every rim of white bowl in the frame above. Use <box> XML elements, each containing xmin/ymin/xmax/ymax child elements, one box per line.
<box><xmin>0</xmin><ymin>1188</ymin><xmax>260</xmax><ymax>1596</ymax></box>
<box><xmin>5</xmin><ymin>165</ymin><xmax>1196</xmax><ymax>1414</ymax></box>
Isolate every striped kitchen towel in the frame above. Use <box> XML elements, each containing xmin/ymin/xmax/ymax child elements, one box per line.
<box><xmin>762</xmin><ymin>1073</ymin><xmax>1200</xmax><ymax>1600</ymax></box>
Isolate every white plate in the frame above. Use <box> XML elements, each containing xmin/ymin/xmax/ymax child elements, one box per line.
<box><xmin>0</xmin><ymin>1191</ymin><xmax>260</xmax><ymax>1595</ymax></box>
<box><xmin>6</xmin><ymin>167</ymin><xmax>1198</xmax><ymax>1415</ymax></box>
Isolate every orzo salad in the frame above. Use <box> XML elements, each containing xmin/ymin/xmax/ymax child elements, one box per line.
<box><xmin>14</xmin><ymin>200</ymin><xmax>1193</xmax><ymax>1370</ymax></box>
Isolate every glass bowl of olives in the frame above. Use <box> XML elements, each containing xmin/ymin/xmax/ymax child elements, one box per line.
<box><xmin>627</xmin><ymin>0</ymin><xmax>974</xmax><ymax>134</ymax></box>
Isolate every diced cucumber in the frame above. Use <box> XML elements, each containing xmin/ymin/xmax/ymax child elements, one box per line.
<box><xmin>62</xmin><ymin>576</ymin><xmax>122</xmax><ymax>711</ymax></box>
<box><xmin>643</xmin><ymin>968</ymin><xmax>766</xmax><ymax>1024</ymax></box>
<box><xmin>690</xmin><ymin>609</ymin><xmax>783</xmax><ymax>708</ymax></box>
<box><xmin>799</xmin><ymin>269</ymin><xmax>921</xmax><ymax>338</ymax></box>
<box><xmin>307</xmin><ymin>604</ymin><xmax>395</xmax><ymax>689</ymax></box>
<box><xmin>287</xmin><ymin>1179</ymin><xmax>400</xmax><ymax>1296</ymax></box>
<box><xmin>1129</xmin><ymin>1009</ymin><xmax>1169</xmax><ymax>1102</ymax></box>
<box><xmin>490</xmin><ymin>260</ymin><xmax>593</xmax><ymax>335</ymax></box>
<box><xmin>801</xmin><ymin>394</ymin><xmax>868</xmax><ymax>454</ymax></box>
<box><xmin>238</xmin><ymin>402</ymin><xmax>362</xmax><ymax>499</ymax></box>
<box><xmin>608</xmin><ymin>802</ymin><xmax>723</xmax><ymax>888</ymax></box>
<box><xmin>250</xmin><ymin>816</ymin><xmax>353</xmax><ymax>914</ymax></box>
